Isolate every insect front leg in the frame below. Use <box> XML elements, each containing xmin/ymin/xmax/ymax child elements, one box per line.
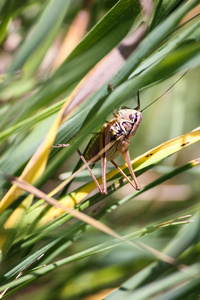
<box><xmin>77</xmin><ymin>149</ymin><xmax>104</xmax><ymax>194</ymax></box>
<box><xmin>101</xmin><ymin>154</ymin><xmax>107</xmax><ymax>194</ymax></box>
<box><xmin>122</xmin><ymin>149</ymin><xmax>141</xmax><ymax>191</ymax></box>
<box><xmin>110</xmin><ymin>160</ymin><xmax>140</xmax><ymax>190</ymax></box>
<box><xmin>99</xmin><ymin>126</ymin><xmax>111</xmax><ymax>195</ymax></box>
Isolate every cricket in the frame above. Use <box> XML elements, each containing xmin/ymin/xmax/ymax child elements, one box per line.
<box><xmin>83</xmin><ymin>91</ymin><xmax>142</xmax><ymax>194</ymax></box>
<box><xmin>54</xmin><ymin>71</ymin><xmax>188</xmax><ymax>195</ymax></box>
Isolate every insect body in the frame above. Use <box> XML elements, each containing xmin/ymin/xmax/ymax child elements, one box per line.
<box><xmin>85</xmin><ymin>103</ymin><xmax>142</xmax><ymax>194</ymax></box>
<box><xmin>53</xmin><ymin>71</ymin><xmax>188</xmax><ymax>195</ymax></box>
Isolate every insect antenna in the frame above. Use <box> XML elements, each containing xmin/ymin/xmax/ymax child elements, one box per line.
<box><xmin>140</xmin><ymin>69</ymin><xmax>190</xmax><ymax>113</ymax></box>
<box><xmin>134</xmin><ymin>91</ymin><xmax>140</xmax><ymax>110</ymax></box>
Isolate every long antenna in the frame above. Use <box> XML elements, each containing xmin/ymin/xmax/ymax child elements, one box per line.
<box><xmin>134</xmin><ymin>90</ymin><xmax>140</xmax><ymax>110</ymax></box>
<box><xmin>140</xmin><ymin>69</ymin><xmax>191</xmax><ymax>112</ymax></box>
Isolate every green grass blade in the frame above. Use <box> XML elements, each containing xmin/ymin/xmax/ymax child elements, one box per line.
<box><xmin>9</xmin><ymin>0</ymin><xmax>71</xmax><ymax>72</ymax></box>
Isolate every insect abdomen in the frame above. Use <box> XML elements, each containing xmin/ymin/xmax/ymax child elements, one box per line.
<box><xmin>85</xmin><ymin>133</ymin><xmax>102</xmax><ymax>162</ymax></box>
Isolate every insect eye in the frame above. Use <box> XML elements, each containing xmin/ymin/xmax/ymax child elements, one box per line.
<box><xmin>129</xmin><ymin>114</ymin><xmax>134</xmax><ymax>120</ymax></box>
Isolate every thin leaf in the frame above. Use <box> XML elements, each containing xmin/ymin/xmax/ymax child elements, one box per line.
<box><xmin>105</xmin><ymin>213</ymin><xmax>200</xmax><ymax>299</ymax></box>
<box><xmin>39</xmin><ymin>127</ymin><xmax>200</xmax><ymax>219</ymax></box>
<box><xmin>9</xmin><ymin>0</ymin><xmax>71</xmax><ymax>72</ymax></box>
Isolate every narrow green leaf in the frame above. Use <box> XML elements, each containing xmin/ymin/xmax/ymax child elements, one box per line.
<box><xmin>9</xmin><ymin>0</ymin><xmax>71</xmax><ymax>72</ymax></box>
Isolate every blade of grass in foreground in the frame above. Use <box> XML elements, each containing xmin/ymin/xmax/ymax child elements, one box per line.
<box><xmin>36</xmin><ymin>126</ymin><xmax>200</xmax><ymax>227</ymax></box>
<box><xmin>105</xmin><ymin>213</ymin><xmax>200</xmax><ymax>299</ymax></box>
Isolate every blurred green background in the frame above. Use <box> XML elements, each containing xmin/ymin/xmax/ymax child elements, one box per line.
<box><xmin>0</xmin><ymin>0</ymin><xmax>200</xmax><ymax>299</ymax></box>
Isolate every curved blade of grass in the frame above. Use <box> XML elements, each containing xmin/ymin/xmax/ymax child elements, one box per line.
<box><xmin>82</xmin><ymin>158</ymin><xmax>200</xmax><ymax>224</ymax></box>
<box><xmin>19</xmin><ymin>156</ymin><xmax>199</xmax><ymax>250</ymax></box>
<box><xmin>40</xmin><ymin>40</ymin><xmax>200</xmax><ymax>187</ymax></box>
<box><xmin>129</xmin><ymin>16</ymin><xmax>200</xmax><ymax>79</ymax></box>
<box><xmin>0</xmin><ymin>98</ymin><xmax>71</xmax><ymax>259</ymax></box>
<box><xmin>0</xmin><ymin>98</ymin><xmax>66</xmax><ymax>143</ymax></box>
<box><xmin>0</xmin><ymin>215</ymin><xmax>191</xmax><ymax>294</ymax></box>
<box><xmin>105</xmin><ymin>213</ymin><xmax>200</xmax><ymax>299</ymax></box>
<box><xmin>153</xmin><ymin>268</ymin><xmax>200</xmax><ymax>300</ymax></box>
<box><xmin>117</xmin><ymin>264</ymin><xmax>200</xmax><ymax>300</ymax></box>
<box><xmin>0</xmin><ymin>73</ymin><xmax>95</xmax><ymax>212</ymax></box>
<box><xmin>5</xmin><ymin>0</ymin><xmax>198</xmax><ymax>126</ymax></box>
<box><xmin>150</xmin><ymin>0</ymin><xmax>184</xmax><ymax>30</ymax></box>
<box><xmin>1</xmin><ymin>103</ymin><xmax>188</xmax><ymax>264</ymax></box>
<box><xmin>0</xmin><ymin>253</ymin><xmax>44</xmax><ymax>299</ymax></box>
<box><xmin>0</xmin><ymin>195</ymin><xmax>33</xmax><ymax>262</ymax></box>
<box><xmin>2</xmin><ymin>221</ymin><xmax>163</xmax><ymax>281</ymax></box>
<box><xmin>0</xmin><ymin>86</ymin><xmax>92</xmax><ymax>262</ymax></box>
<box><xmin>0</xmin><ymin>112</ymin><xmax>62</xmax><ymax>213</ymax></box>
<box><xmin>0</xmin><ymin>2</ymin><xmax>199</xmax><ymax>185</ymax></box>
<box><xmin>0</xmin><ymin>216</ymin><xmax>194</xmax><ymax>296</ymax></box>
<box><xmin>37</xmin><ymin>127</ymin><xmax>200</xmax><ymax>226</ymax></box>
<box><xmin>5</xmin><ymin>0</ymin><xmax>141</xmax><ymax>122</ymax></box>
<box><xmin>1</xmin><ymin>2</ymin><xmax>199</xmax><ymax>144</ymax></box>
<box><xmin>4</xmin><ymin>175</ymin><xmax>180</xmax><ymax>268</ymax></box>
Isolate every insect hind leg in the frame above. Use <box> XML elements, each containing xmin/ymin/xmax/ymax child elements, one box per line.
<box><xmin>77</xmin><ymin>149</ymin><xmax>105</xmax><ymax>194</ymax></box>
<box><xmin>111</xmin><ymin>160</ymin><xmax>140</xmax><ymax>191</ymax></box>
<box><xmin>122</xmin><ymin>150</ymin><xmax>141</xmax><ymax>191</ymax></box>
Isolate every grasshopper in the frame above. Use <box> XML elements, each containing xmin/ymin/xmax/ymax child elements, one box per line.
<box><xmin>83</xmin><ymin>91</ymin><xmax>142</xmax><ymax>194</ymax></box>
<box><xmin>79</xmin><ymin>72</ymin><xmax>189</xmax><ymax>195</ymax></box>
<box><xmin>54</xmin><ymin>71</ymin><xmax>189</xmax><ymax>195</ymax></box>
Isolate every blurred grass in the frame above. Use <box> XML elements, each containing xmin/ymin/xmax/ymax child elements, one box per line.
<box><xmin>0</xmin><ymin>0</ymin><xmax>200</xmax><ymax>299</ymax></box>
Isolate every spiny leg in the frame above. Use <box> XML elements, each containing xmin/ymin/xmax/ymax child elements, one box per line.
<box><xmin>101</xmin><ymin>154</ymin><xmax>107</xmax><ymax>194</ymax></box>
<box><xmin>111</xmin><ymin>160</ymin><xmax>139</xmax><ymax>190</ymax></box>
<box><xmin>99</xmin><ymin>129</ymin><xmax>108</xmax><ymax>194</ymax></box>
<box><xmin>77</xmin><ymin>149</ymin><xmax>104</xmax><ymax>194</ymax></box>
<box><xmin>99</xmin><ymin>123</ymin><xmax>114</xmax><ymax>194</ymax></box>
<box><xmin>52</xmin><ymin>144</ymin><xmax>108</xmax><ymax>194</ymax></box>
<box><xmin>122</xmin><ymin>149</ymin><xmax>141</xmax><ymax>191</ymax></box>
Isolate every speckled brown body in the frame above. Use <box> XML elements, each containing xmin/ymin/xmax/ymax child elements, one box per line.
<box><xmin>85</xmin><ymin>109</ymin><xmax>142</xmax><ymax>163</ymax></box>
<box><xmin>84</xmin><ymin>107</ymin><xmax>142</xmax><ymax>194</ymax></box>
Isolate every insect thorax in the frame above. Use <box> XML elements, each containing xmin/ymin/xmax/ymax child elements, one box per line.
<box><xmin>111</xmin><ymin>109</ymin><xmax>142</xmax><ymax>140</ymax></box>
<box><xmin>85</xmin><ymin>108</ymin><xmax>142</xmax><ymax>163</ymax></box>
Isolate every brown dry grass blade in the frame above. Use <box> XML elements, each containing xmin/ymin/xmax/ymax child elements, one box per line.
<box><xmin>0</xmin><ymin>254</ymin><xmax>44</xmax><ymax>299</ymax></box>
<box><xmin>4</xmin><ymin>173</ymin><xmax>188</xmax><ymax>269</ymax></box>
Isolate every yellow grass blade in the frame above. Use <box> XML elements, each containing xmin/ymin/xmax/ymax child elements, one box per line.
<box><xmin>37</xmin><ymin>126</ymin><xmax>200</xmax><ymax>226</ymax></box>
<box><xmin>0</xmin><ymin>76</ymin><xmax>94</xmax><ymax>260</ymax></box>
<box><xmin>77</xmin><ymin>126</ymin><xmax>200</xmax><ymax>198</ymax></box>
<box><xmin>0</xmin><ymin>194</ymin><xmax>33</xmax><ymax>261</ymax></box>
<box><xmin>0</xmin><ymin>78</ymin><xmax>88</xmax><ymax>214</ymax></box>
<box><xmin>0</xmin><ymin>111</ymin><xmax>64</xmax><ymax>213</ymax></box>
